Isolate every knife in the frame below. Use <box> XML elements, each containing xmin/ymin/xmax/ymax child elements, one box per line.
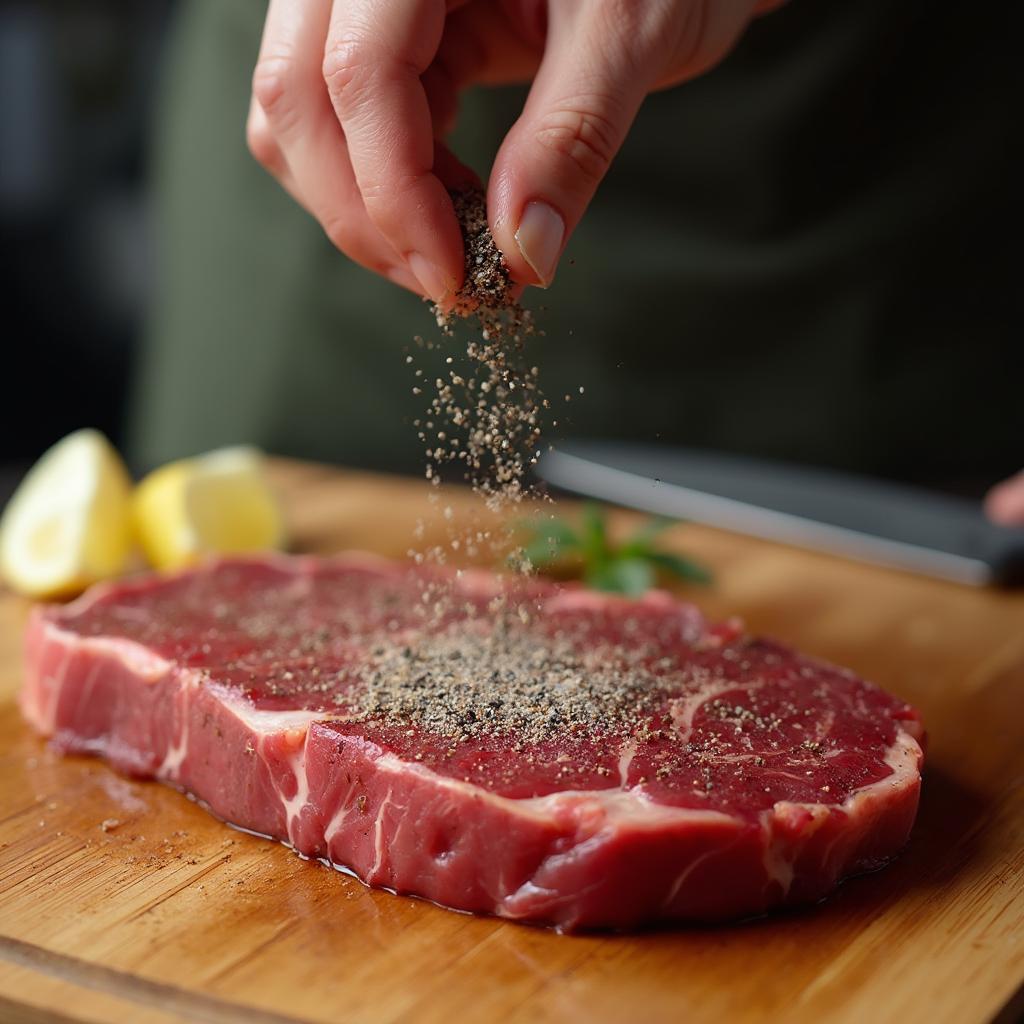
<box><xmin>536</xmin><ymin>441</ymin><xmax>1024</xmax><ymax>587</ymax></box>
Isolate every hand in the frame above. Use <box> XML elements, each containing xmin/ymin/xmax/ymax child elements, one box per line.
<box><xmin>247</xmin><ymin>1</ymin><xmax>778</xmax><ymax>304</ymax></box>
<box><xmin>985</xmin><ymin>471</ymin><xmax>1024</xmax><ymax>526</ymax></box>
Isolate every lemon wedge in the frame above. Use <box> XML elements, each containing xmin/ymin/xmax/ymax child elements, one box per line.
<box><xmin>0</xmin><ymin>429</ymin><xmax>134</xmax><ymax>598</ymax></box>
<box><xmin>133</xmin><ymin>446</ymin><xmax>284</xmax><ymax>571</ymax></box>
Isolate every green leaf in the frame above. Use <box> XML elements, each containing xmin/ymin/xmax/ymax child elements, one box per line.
<box><xmin>586</xmin><ymin>557</ymin><xmax>655</xmax><ymax>597</ymax></box>
<box><xmin>517</xmin><ymin>504</ymin><xmax>708</xmax><ymax>595</ymax></box>
<box><xmin>646</xmin><ymin>550</ymin><xmax>712</xmax><ymax>585</ymax></box>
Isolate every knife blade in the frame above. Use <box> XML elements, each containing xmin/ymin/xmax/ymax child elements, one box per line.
<box><xmin>536</xmin><ymin>441</ymin><xmax>1024</xmax><ymax>587</ymax></box>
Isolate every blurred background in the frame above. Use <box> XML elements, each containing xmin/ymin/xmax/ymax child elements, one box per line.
<box><xmin>1</xmin><ymin>0</ymin><xmax>1019</xmax><ymax>506</ymax></box>
<box><xmin>1</xmin><ymin>2</ymin><xmax>170</xmax><ymax>500</ymax></box>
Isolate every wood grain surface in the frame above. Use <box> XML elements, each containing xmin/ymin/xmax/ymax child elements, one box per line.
<box><xmin>1</xmin><ymin>459</ymin><xmax>1022</xmax><ymax>1024</ymax></box>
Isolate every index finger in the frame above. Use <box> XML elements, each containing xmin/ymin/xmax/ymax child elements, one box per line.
<box><xmin>323</xmin><ymin>0</ymin><xmax>464</xmax><ymax>304</ymax></box>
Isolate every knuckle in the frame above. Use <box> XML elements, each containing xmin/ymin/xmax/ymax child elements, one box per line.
<box><xmin>251</xmin><ymin>55</ymin><xmax>295</xmax><ymax>117</ymax></box>
<box><xmin>598</xmin><ymin>0</ymin><xmax>652</xmax><ymax>33</ymax></box>
<box><xmin>669</xmin><ymin>0</ymin><xmax>730</xmax><ymax>77</ymax></box>
<box><xmin>322</xmin><ymin>36</ymin><xmax>376</xmax><ymax>105</ymax></box>
<box><xmin>534</xmin><ymin>103</ymin><xmax>621</xmax><ymax>186</ymax></box>
<box><xmin>595</xmin><ymin>0</ymin><xmax>668</xmax><ymax>60</ymax></box>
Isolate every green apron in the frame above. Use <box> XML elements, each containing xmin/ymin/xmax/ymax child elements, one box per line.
<box><xmin>130</xmin><ymin>0</ymin><xmax>1018</xmax><ymax>490</ymax></box>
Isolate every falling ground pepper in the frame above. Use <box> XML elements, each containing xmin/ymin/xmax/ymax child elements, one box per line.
<box><xmin>410</xmin><ymin>187</ymin><xmax>548</xmax><ymax>514</ymax></box>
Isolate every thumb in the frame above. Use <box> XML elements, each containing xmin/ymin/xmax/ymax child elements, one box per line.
<box><xmin>487</xmin><ymin>3</ymin><xmax>665</xmax><ymax>287</ymax></box>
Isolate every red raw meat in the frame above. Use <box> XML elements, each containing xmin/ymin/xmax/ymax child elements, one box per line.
<box><xmin>20</xmin><ymin>554</ymin><xmax>924</xmax><ymax>930</ymax></box>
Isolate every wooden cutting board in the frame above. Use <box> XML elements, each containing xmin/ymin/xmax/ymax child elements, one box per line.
<box><xmin>0</xmin><ymin>459</ymin><xmax>1021</xmax><ymax>1024</ymax></box>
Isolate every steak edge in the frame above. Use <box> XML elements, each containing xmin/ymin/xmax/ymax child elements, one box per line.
<box><xmin>20</xmin><ymin>554</ymin><xmax>925</xmax><ymax>930</ymax></box>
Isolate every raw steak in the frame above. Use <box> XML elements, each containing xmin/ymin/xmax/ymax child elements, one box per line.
<box><xmin>21</xmin><ymin>554</ymin><xmax>925</xmax><ymax>930</ymax></box>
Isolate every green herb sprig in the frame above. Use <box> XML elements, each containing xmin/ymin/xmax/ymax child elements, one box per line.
<box><xmin>519</xmin><ymin>503</ymin><xmax>711</xmax><ymax>596</ymax></box>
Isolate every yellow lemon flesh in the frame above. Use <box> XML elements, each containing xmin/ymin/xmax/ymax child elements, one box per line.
<box><xmin>0</xmin><ymin>429</ymin><xmax>134</xmax><ymax>599</ymax></box>
<box><xmin>133</xmin><ymin>447</ymin><xmax>284</xmax><ymax>571</ymax></box>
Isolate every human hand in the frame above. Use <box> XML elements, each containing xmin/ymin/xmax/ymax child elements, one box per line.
<box><xmin>247</xmin><ymin>1</ymin><xmax>778</xmax><ymax>305</ymax></box>
<box><xmin>985</xmin><ymin>471</ymin><xmax>1024</xmax><ymax>527</ymax></box>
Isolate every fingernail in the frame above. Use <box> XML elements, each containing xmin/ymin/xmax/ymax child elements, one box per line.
<box><xmin>514</xmin><ymin>201</ymin><xmax>564</xmax><ymax>286</ymax></box>
<box><xmin>407</xmin><ymin>252</ymin><xmax>453</xmax><ymax>305</ymax></box>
